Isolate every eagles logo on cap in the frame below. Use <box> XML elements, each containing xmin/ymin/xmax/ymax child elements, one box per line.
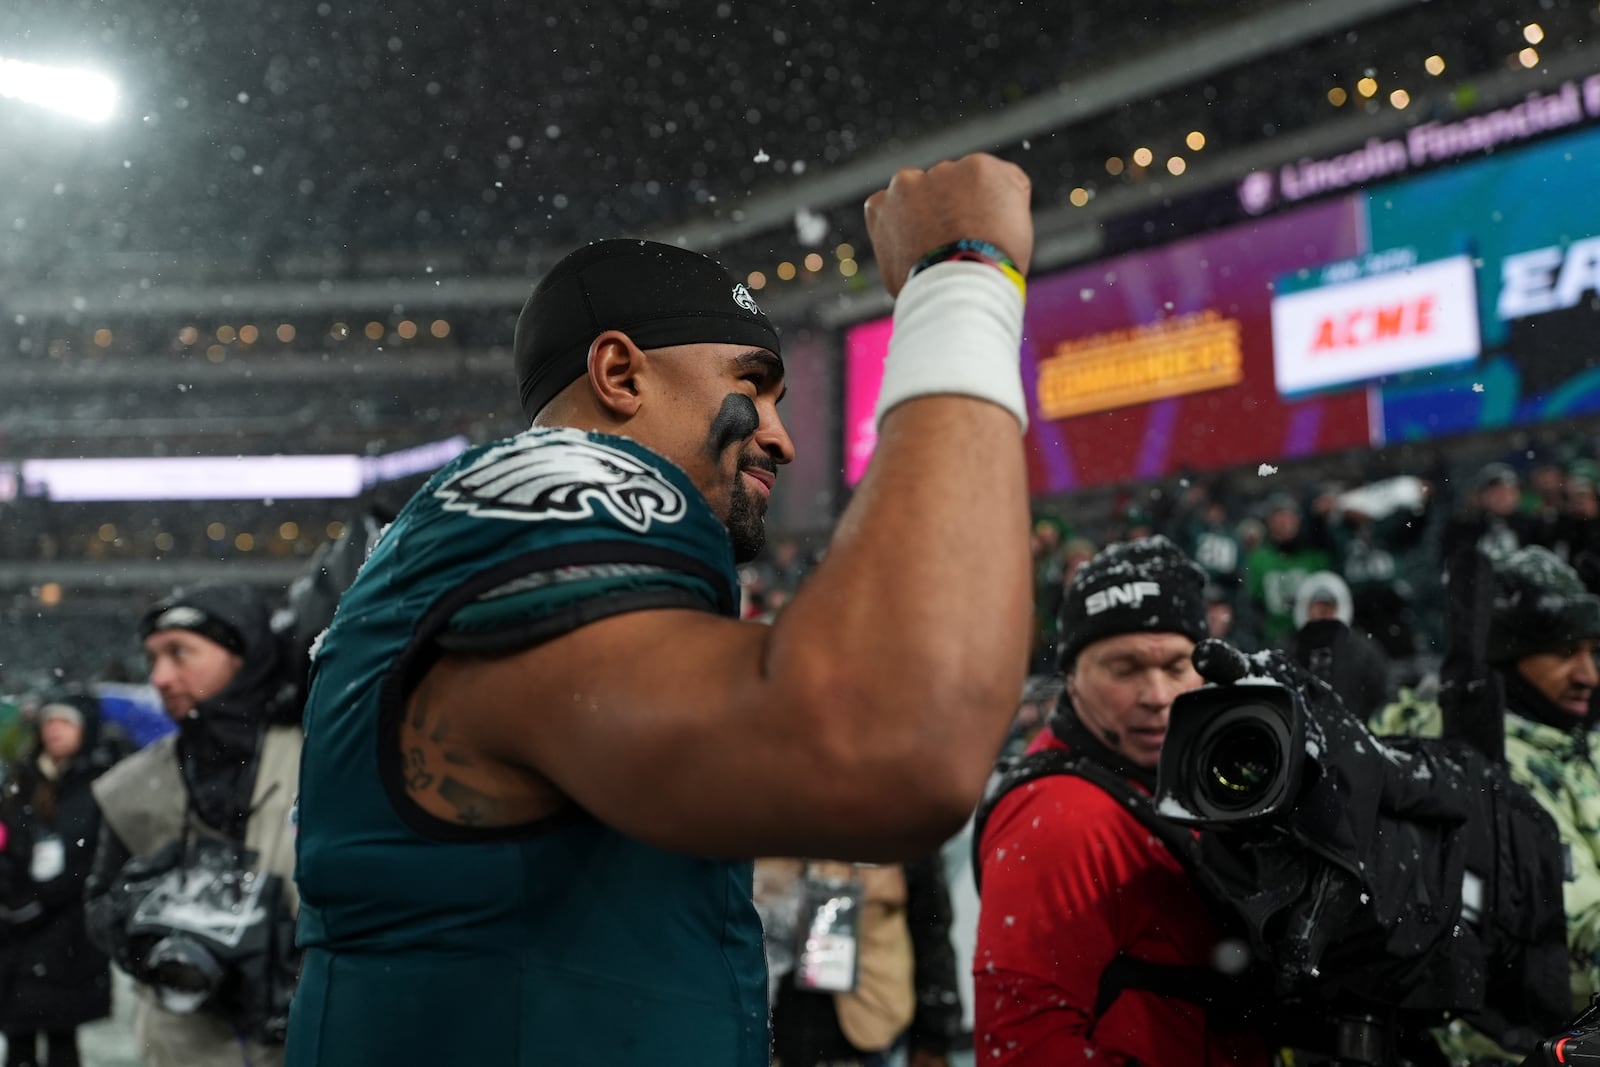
<box><xmin>154</xmin><ymin>606</ymin><xmax>208</xmax><ymax>631</ymax></box>
<box><xmin>732</xmin><ymin>283</ymin><xmax>760</xmax><ymax>314</ymax></box>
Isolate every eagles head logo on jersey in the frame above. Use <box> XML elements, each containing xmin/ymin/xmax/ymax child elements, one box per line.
<box><xmin>434</xmin><ymin>431</ymin><xmax>688</xmax><ymax>534</ymax></box>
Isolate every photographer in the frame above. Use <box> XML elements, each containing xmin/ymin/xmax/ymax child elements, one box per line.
<box><xmin>84</xmin><ymin>584</ymin><xmax>302</xmax><ymax>1067</ymax></box>
<box><xmin>974</xmin><ymin>537</ymin><xmax>1268</xmax><ymax>1065</ymax></box>
<box><xmin>1375</xmin><ymin>546</ymin><xmax>1600</xmax><ymax>1062</ymax></box>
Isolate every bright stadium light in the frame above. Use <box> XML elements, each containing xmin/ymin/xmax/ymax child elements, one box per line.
<box><xmin>0</xmin><ymin>56</ymin><xmax>118</xmax><ymax>122</ymax></box>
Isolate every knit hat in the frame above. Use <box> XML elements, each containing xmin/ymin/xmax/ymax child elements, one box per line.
<box><xmin>1057</xmin><ymin>535</ymin><xmax>1209</xmax><ymax>671</ymax></box>
<box><xmin>1487</xmin><ymin>546</ymin><xmax>1600</xmax><ymax>664</ymax></box>
<box><xmin>513</xmin><ymin>238</ymin><xmax>782</xmax><ymax>420</ymax></box>
<box><xmin>1263</xmin><ymin>492</ymin><xmax>1299</xmax><ymax>516</ymax></box>
<box><xmin>138</xmin><ymin>593</ymin><xmax>248</xmax><ymax>657</ymax></box>
<box><xmin>1292</xmin><ymin>570</ymin><xmax>1354</xmax><ymax>628</ymax></box>
<box><xmin>1476</xmin><ymin>461</ymin><xmax>1519</xmax><ymax>492</ymax></box>
<box><xmin>38</xmin><ymin>703</ymin><xmax>83</xmax><ymax>729</ymax></box>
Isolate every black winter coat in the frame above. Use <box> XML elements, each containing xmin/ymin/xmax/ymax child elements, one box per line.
<box><xmin>1289</xmin><ymin>618</ymin><xmax>1392</xmax><ymax>723</ymax></box>
<box><xmin>0</xmin><ymin>700</ymin><xmax>119</xmax><ymax>1032</ymax></box>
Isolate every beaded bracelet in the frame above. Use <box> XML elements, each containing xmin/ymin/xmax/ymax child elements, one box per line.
<box><xmin>906</xmin><ymin>238</ymin><xmax>1027</xmax><ymax>300</ymax></box>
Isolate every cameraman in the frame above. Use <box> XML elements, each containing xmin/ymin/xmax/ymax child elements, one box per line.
<box><xmin>84</xmin><ymin>584</ymin><xmax>303</xmax><ymax>1067</ymax></box>
<box><xmin>974</xmin><ymin>537</ymin><xmax>1267</xmax><ymax>1065</ymax></box>
<box><xmin>1375</xmin><ymin>546</ymin><xmax>1600</xmax><ymax>1060</ymax></box>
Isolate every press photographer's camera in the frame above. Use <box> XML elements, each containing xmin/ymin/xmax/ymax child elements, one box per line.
<box><xmin>115</xmin><ymin>838</ymin><xmax>299</xmax><ymax>1044</ymax></box>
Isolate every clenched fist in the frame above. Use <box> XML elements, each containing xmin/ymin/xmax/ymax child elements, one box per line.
<box><xmin>864</xmin><ymin>153</ymin><xmax>1033</xmax><ymax>298</ymax></box>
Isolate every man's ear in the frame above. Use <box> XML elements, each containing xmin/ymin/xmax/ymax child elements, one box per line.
<box><xmin>586</xmin><ymin>330</ymin><xmax>648</xmax><ymax>419</ymax></box>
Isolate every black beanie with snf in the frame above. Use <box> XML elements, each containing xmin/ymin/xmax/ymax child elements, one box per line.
<box><xmin>513</xmin><ymin>239</ymin><xmax>783</xmax><ymax>421</ymax></box>
<box><xmin>1057</xmin><ymin>535</ymin><xmax>1210</xmax><ymax>672</ymax></box>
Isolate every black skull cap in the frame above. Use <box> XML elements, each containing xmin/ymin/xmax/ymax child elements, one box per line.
<box><xmin>513</xmin><ymin>239</ymin><xmax>782</xmax><ymax>420</ymax></box>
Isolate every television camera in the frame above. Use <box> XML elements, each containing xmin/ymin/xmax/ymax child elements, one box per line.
<box><xmin>1153</xmin><ymin>639</ymin><xmax>1569</xmax><ymax>1066</ymax></box>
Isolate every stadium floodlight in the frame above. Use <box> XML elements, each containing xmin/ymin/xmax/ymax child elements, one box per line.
<box><xmin>0</xmin><ymin>55</ymin><xmax>117</xmax><ymax>122</ymax></box>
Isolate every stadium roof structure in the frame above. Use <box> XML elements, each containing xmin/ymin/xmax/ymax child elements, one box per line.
<box><xmin>3</xmin><ymin>0</ymin><xmax>1593</xmax><ymax>327</ymax></box>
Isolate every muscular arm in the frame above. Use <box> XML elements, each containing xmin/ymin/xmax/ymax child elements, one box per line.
<box><xmin>416</xmin><ymin>393</ymin><xmax>1031</xmax><ymax>859</ymax></box>
<box><xmin>411</xmin><ymin>154</ymin><xmax>1034</xmax><ymax>859</ymax></box>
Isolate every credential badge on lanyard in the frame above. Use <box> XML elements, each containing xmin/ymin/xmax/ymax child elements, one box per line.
<box><xmin>793</xmin><ymin>864</ymin><xmax>865</xmax><ymax>995</ymax></box>
<box><xmin>30</xmin><ymin>834</ymin><xmax>65</xmax><ymax>882</ymax></box>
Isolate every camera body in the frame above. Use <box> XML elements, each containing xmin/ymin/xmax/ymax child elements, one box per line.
<box><xmin>119</xmin><ymin>837</ymin><xmax>298</xmax><ymax>1044</ymax></box>
<box><xmin>1520</xmin><ymin>995</ymin><xmax>1600</xmax><ymax>1065</ymax></box>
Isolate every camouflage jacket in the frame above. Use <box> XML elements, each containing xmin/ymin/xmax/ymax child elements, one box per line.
<box><xmin>1372</xmin><ymin>696</ymin><xmax>1600</xmax><ymax>1063</ymax></box>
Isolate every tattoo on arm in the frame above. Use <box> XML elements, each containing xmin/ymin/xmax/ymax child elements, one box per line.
<box><xmin>404</xmin><ymin>747</ymin><xmax>434</xmax><ymax>792</ymax></box>
<box><xmin>438</xmin><ymin>776</ymin><xmax>504</xmax><ymax>826</ymax></box>
<box><xmin>401</xmin><ymin>668</ymin><xmax>510</xmax><ymax>824</ymax></box>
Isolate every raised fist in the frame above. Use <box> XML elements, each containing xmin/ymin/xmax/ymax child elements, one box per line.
<box><xmin>863</xmin><ymin>153</ymin><xmax>1033</xmax><ymax>297</ymax></box>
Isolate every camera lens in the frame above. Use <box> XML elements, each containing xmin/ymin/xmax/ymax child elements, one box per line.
<box><xmin>145</xmin><ymin>935</ymin><xmax>225</xmax><ymax>1014</ymax></box>
<box><xmin>1199</xmin><ymin>720</ymin><xmax>1281</xmax><ymax>811</ymax></box>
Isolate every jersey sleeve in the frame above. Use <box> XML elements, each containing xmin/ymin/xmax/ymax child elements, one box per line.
<box><xmin>438</xmin><ymin>561</ymin><xmax>727</xmax><ymax>654</ymax></box>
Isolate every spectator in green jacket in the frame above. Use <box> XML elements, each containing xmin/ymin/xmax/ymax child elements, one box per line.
<box><xmin>1244</xmin><ymin>494</ymin><xmax>1331</xmax><ymax>645</ymax></box>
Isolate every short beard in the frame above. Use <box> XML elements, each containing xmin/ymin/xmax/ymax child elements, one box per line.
<box><xmin>726</xmin><ymin>476</ymin><xmax>767</xmax><ymax>563</ymax></box>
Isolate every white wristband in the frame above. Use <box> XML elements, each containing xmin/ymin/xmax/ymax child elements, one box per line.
<box><xmin>874</xmin><ymin>261</ymin><xmax>1027</xmax><ymax>432</ymax></box>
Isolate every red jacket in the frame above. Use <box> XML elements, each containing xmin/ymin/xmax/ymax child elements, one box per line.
<box><xmin>974</xmin><ymin>728</ymin><xmax>1269</xmax><ymax>1066</ymax></box>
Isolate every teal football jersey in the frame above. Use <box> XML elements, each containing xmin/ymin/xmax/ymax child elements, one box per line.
<box><xmin>286</xmin><ymin>428</ymin><xmax>768</xmax><ymax>1067</ymax></box>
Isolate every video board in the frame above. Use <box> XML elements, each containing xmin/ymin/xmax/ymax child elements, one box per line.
<box><xmin>844</xmin><ymin>88</ymin><xmax>1600</xmax><ymax>494</ymax></box>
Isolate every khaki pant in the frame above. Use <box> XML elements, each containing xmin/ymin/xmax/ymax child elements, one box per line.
<box><xmin>133</xmin><ymin>991</ymin><xmax>284</xmax><ymax>1067</ymax></box>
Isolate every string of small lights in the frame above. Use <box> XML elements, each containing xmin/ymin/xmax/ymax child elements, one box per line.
<box><xmin>727</xmin><ymin>12</ymin><xmax>1577</xmax><ymax>287</ymax></box>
